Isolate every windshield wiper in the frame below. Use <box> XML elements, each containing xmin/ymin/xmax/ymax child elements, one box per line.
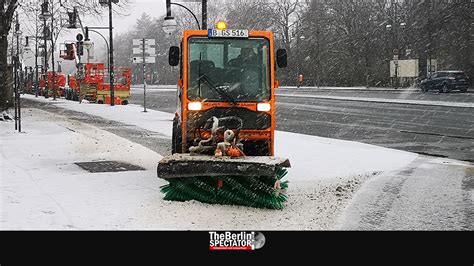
<box><xmin>198</xmin><ymin>53</ymin><xmax>202</xmax><ymax>98</ymax></box>
<box><xmin>198</xmin><ymin>74</ymin><xmax>237</xmax><ymax>105</ymax></box>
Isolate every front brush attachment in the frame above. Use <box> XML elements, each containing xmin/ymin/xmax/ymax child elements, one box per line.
<box><xmin>157</xmin><ymin>154</ymin><xmax>290</xmax><ymax>209</ymax></box>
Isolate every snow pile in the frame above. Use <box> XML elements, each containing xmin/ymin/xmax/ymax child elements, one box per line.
<box><xmin>276</xmin><ymin>131</ymin><xmax>417</xmax><ymax>181</ymax></box>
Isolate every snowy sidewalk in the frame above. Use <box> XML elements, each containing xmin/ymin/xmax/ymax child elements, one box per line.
<box><xmin>1</xmin><ymin>108</ymin><xmax>164</xmax><ymax>229</ymax></box>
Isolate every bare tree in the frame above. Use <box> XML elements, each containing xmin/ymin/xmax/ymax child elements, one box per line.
<box><xmin>0</xmin><ymin>0</ymin><xmax>131</xmax><ymax>110</ymax></box>
<box><xmin>224</xmin><ymin>0</ymin><xmax>274</xmax><ymax>30</ymax></box>
<box><xmin>0</xmin><ymin>0</ymin><xmax>18</xmax><ymax>111</ymax></box>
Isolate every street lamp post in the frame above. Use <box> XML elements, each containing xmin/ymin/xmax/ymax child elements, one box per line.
<box><xmin>386</xmin><ymin>21</ymin><xmax>405</xmax><ymax>90</ymax></box>
<box><xmin>98</xmin><ymin>0</ymin><xmax>118</xmax><ymax>106</ymax></box>
<box><xmin>386</xmin><ymin>0</ymin><xmax>406</xmax><ymax>89</ymax></box>
<box><xmin>84</xmin><ymin>27</ymin><xmax>110</xmax><ymax>72</ymax></box>
<box><xmin>23</xmin><ymin>37</ymin><xmax>32</xmax><ymax>95</ymax></box>
<box><xmin>388</xmin><ymin>23</ymin><xmax>399</xmax><ymax>90</ymax></box>
<box><xmin>164</xmin><ymin>0</ymin><xmax>206</xmax><ymax>32</ymax></box>
<box><xmin>40</xmin><ymin>0</ymin><xmax>51</xmax><ymax>99</ymax></box>
<box><xmin>14</xmin><ymin>13</ymin><xmax>22</xmax><ymax>132</ymax></box>
<box><xmin>50</xmin><ymin>0</ymin><xmax>57</xmax><ymax>100</ymax></box>
<box><xmin>43</xmin><ymin>22</ymin><xmax>48</xmax><ymax>99</ymax></box>
<box><xmin>201</xmin><ymin>0</ymin><xmax>207</xmax><ymax>30</ymax></box>
<box><xmin>34</xmin><ymin>34</ymin><xmax>40</xmax><ymax>98</ymax></box>
<box><xmin>170</xmin><ymin>3</ymin><xmax>201</xmax><ymax>29</ymax></box>
<box><xmin>108</xmin><ymin>0</ymin><xmax>115</xmax><ymax>106</ymax></box>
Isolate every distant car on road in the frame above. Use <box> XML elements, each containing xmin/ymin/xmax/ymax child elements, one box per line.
<box><xmin>420</xmin><ymin>71</ymin><xmax>470</xmax><ymax>93</ymax></box>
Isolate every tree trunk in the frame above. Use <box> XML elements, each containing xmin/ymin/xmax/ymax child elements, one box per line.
<box><xmin>1</xmin><ymin>0</ymin><xmax>18</xmax><ymax>111</ymax></box>
<box><xmin>0</xmin><ymin>34</ymin><xmax>13</xmax><ymax>111</ymax></box>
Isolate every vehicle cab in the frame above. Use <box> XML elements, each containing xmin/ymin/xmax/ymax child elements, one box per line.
<box><xmin>168</xmin><ymin>24</ymin><xmax>287</xmax><ymax>155</ymax></box>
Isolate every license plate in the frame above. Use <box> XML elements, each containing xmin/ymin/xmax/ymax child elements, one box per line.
<box><xmin>208</xmin><ymin>29</ymin><xmax>249</xmax><ymax>38</ymax></box>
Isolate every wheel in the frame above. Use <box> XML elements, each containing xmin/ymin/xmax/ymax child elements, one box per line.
<box><xmin>121</xmin><ymin>100</ymin><xmax>128</xmax><ymax>105</ymax></box>
<box><xmin>442</xmin><ymin>84</ymin><xmax>449</xmax><ymax>93</ymax></box>
<box><xmin>421</xmin><ymin>85</ymin><xmax>427</xmax><ymax>93</ymax></box>
<box><xmin>460</xmin><ymin>88</ymin><xmax>467</xmax><ymax>93</ymax></box>
<box><xmin>97</xmin><ymin>100</ymin><xmax>104</xmax><ymax>104</ymax></box>
<box><xmin>171</xmin><ymin>118</ymin><xmax>182</xmax><ymax>154</ymax></box>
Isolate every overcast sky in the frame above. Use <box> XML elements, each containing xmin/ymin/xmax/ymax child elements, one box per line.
<box><xmin>56</xmin><ymin>1</ymin><xmax>167</xmax><ymax>57</ymax></box>
<box><xmin>95</xmin><ymin>0</ymin><xmax>167</xmax><ymax>35</ymax></box>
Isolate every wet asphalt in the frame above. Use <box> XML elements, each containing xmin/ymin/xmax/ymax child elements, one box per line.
<box><xmin>130</xmin><ymin>87</ymin><xmax>474</xmax><ymax>162</ymax></box>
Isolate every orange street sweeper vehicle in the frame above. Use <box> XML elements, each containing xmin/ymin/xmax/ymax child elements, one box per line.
<box><xmin>157</xmin><ymin>24</ymin><xmax>291</xmax><ymax>209</ymax></box>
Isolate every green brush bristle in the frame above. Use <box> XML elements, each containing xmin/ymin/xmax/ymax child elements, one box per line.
<box><xmin>160</xmin><ymin>167</ymin><xmax>289</xmax><ymax>209</ymax></box>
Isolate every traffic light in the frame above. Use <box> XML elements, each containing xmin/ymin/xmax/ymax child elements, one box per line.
<box><xmin>43</xmin><ymin>26</ymin><xmax>50</xmax><ymax>39</ymax></box>
<box><xmin>76</xmin><ymin>41</ymin><xmax>84</xmax><ymax>56</ymax></box>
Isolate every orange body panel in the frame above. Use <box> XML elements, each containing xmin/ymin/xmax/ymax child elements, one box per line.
<box><xmin>179</xmin><ymin>30</ymin><xmax>277</xmax><ymax>155</ymax></box>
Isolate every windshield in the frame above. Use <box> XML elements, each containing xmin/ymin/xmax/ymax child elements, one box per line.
<box><xmin>188</xmin><ymin>37</ymin><xmax>270</xmax><ymax>102</ymax></box>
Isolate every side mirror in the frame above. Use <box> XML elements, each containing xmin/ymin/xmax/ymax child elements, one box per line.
<box><xmin>276</xmin><ymin>49</ymin><xmax>287</xmax><ymax>68</ymax></box>
<box><xmin>169</xmin><ymin>46</ymin><xmax>180</xmax><ymax>66</ymax></box>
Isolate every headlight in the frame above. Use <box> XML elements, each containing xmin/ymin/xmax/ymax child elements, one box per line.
<box><xmin>188</xmin><ymin>102</ymin><xmax>202</xmax><ymax>111</ymax></box>
<box><xmin>257</xmin><ymin>103</ymin><xmax>271</xmax><ymax>112</ymax></box>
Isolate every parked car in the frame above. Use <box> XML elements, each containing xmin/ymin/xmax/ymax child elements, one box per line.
<box><xmin>420</xmin><ymin>70</ymin><xmax>470</xmax><ymax>93</ymax></box>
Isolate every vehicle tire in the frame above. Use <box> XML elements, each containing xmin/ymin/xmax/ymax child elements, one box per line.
<box><xmin>172</xmin><ymin>119</ymin><xmax>182</xmax><ymax>154</ymax></box>
<box><xmin>442</xmin><ymin>84</ymin><xmax>449</xmax><ymax>93</ymax></box>
<box><xmin>97</xmin><ymin>100</ymin><xmax>104</xmax><ymax>104</ymax></box>
<box><xmin>460</xmin><ymin>88</ymin><xmax>467</xmax><ymax>93</ymax></box>
<box><xmin>121</xmin><ymin>100</ymin><xmax>128</xmax><ymax>105</ymax></box>
<box><xmin>421</xmin><ymin>85</ymin><xmax>427</xmax><ymax>93</ymax></box>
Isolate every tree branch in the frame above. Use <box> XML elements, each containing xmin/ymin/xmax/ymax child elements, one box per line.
<box><xmin>3</xmin><ymin>0</ymin><xmax>17</xmax><ymax>33</ymax></box>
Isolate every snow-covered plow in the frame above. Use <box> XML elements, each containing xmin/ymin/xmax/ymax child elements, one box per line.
<box><xmin>158</xmin><ymin>154</ymin><xmax>290</xmax><ymax>209</ymax></box>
